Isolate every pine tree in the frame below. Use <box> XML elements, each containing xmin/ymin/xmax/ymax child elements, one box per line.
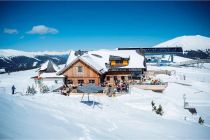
<box><xmin>152</xmin><ymin>105</ymin><xmax>157</xmax><ymax>112</ymax></box>
<box><xmin>40</xmin><ymin>85</ymin><xmax>49</xmax><ymax>93</ymax></box>
<box><xmin>26</xmin><ymin>85</ymin><xmax>37</xmax><ymax>95</ymax></box>
<box><xmin>198</xmin><ymin>117</ymin><xmax>204</xmax><ymax>125</ymax></box>
<box><xmin>151</xmin><ymin>101</ymin><xmax>157</xmax><ymax>112</ymax></box>
<box><xmin>156</xmin><ymin>105</ymin><xmax>164</xmax><ymax>116</ymax></box>
<box><xmin>151</xmin><ymin>101</ymin><xmax>155</xmax><ymax>107</ymax></box>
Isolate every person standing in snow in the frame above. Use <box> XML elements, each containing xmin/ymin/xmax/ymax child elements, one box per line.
<box><xmin>12</xmin><ymin>85</ymin><xmax>16</xmax><ymax>95</ymax></box>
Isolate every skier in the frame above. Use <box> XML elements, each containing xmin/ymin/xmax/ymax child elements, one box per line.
<box><xmin>12</xmin><ymin>85</ymin><xmax>16</xmax><ymax>95</ymax></box>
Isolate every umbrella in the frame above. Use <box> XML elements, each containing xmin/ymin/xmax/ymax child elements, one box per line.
<box><xmin>78</xmin><ymin>83</ymin><xmax>103</xmax><ymax>102</ymax></box>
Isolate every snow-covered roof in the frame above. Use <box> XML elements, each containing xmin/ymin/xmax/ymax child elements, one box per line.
<box><xmin>39</xmin><ymin>72</ymin><xmax>64</xmax><ymax>78</ymax></box>
<box><xmin>87</xmin><ymin>49</ymin><xmax>145</xmax><ymax>69</ymax></box>
<box><xmin>58</xmin><ymin>49</ymin><xmax>145</xmax><ymax>75</ymax></box>
<box><xmin>39</xmin><ymin>60</ymin><xmax>59</xmax><ymax>72</ymax></box>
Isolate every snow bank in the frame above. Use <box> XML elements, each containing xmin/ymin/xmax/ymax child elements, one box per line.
<box><xmin>0</xmin><ymin>93</ymin><xmax>83</xmax><ymax>139</ymax></box>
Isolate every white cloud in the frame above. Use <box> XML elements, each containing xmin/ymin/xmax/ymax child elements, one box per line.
<box><xmin>27</xmin><ymin>25</ymin><xmax>58</xmax><ymax>35</ymax></box>
<box><xmin>3</xmin><ymin>28</ymin><xmax>18</xmax><ymax>34</ymax></box>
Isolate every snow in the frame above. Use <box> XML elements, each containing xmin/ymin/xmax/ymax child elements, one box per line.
<box><xmin>154</xmin><ymin>35</ymin><xmax>210</xmax><ymax>51</ymax></box>
<box><xmin>32</xmin><ymin>61</ymin><xmax>38</xmax><ymax>67</ymax></box>
<box><xmin>89</xmin><ymin>49</ymin><xmax>145</xmax><ymax>69</ymax></box>
<box><xmin>39</xmin><ymin>72</ymin><xmax>64</xmax><ymax>78</ymax></box>
<box><xmin>40</xmin><ymin>60</ymin><xmax>59</xmax><ymax>72</ymax></box>
<box><xmin>61</xmin><ymin>49</ymin><xmax>145</xmax><ymax>74</ymax></box>
<box><xmin>0</xmin><ymin>49</ymin><xmax>68</xmax><ymax>58</ymax></box>
<box><xmin>1</xmin><ymin>65</ymin><xmax>210</xmax><ymax>139</ymax></box>
<box><xmin>161</xmin><ymin>55</ymin><xmax>192</xmax><ymax>63</ymax></box>
<box><xmin>0</xmin><ymin>68</ymin><xmax>6</xmax><ymax>73</ymax></box>
<box><xmin>40</xmin><ymin>60</ymin><xmax>49</xmax><ymax>71</ymax></box>
<box><xmin>0</xmin><ymin>69</ymin><xmax>36</xmax><ymax>94</ymax></box>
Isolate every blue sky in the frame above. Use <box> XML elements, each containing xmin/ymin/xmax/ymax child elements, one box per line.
<box><xmin>0</xmin><ymin>1</ymin><xmax>210</xmax><ymax>51</ymax></box>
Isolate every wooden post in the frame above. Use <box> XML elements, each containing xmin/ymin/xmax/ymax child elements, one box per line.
<box><xmin>183</xmin><ymin>94</ymin><xmax>186</xmax><ymax>108</ymax></box>
<box><xmin>171</xmin><ymin>54</ymin><xmax>174</xmax><ymax>62</ymax></box>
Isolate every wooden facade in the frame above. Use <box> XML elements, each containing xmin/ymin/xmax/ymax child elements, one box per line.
<box><xmin>63</xmin><ymin>59</ymin><xmax>101</xmax><ymax>85</ymax></box>
<box><xmin>105</xmin><ymin>71</ymin><xmax>131</xmax><ymax>84</ymax></box>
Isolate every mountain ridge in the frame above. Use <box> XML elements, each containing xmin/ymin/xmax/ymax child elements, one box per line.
<box><xmin>154</xmin><ymin>35</ymin><xmax>210</xmax><ymax>51</ymax></box>
<box><xmin>0</xmin><ymin>49</ymin><xmax>69</xmax><ymax>58</ymax></box>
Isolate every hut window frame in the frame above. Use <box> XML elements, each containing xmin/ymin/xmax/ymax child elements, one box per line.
<box><xmin>78</xmin><ymin>80</ymin><xmax>84</xmax><ymax>84</ymax></box>
<box><xmin>89</xmin><ymin>80</ymin><xmax>95</xmax><ymax>83</ymax></box>
<box><xmin>106</xmin><ymin>76</ymin><xmax>110</xmax><ymax>81</ymax></box>
<box><xmin>115</xmin><ymin>60</ymin><xmax>123</xmax><ymax>64</ymax></box>
<box><xmin>78</xmin><ymin>66</ymin><xmax>83</xmax><ymax>73</ymax></box>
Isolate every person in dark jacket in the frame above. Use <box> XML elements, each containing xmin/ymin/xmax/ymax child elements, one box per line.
<box><xmin>12</xmin><ymin>85</ymin><xmax>16</xmax><ymax>95</ymax></box>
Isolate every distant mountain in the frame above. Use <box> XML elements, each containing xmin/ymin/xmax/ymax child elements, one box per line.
<box><xmin>154</xmin><ymin>35</ymin><xmax>210</xmax><ymax>51</ymax></box>
<box><xmin>0</xmin><ymin>49</ymin><xmax>69</xmax><ymax>73</ymax></box>
<box><xmin>154</xmin><ymin>35</ymin><xmax>210</xmax><ymax>59</ymax></box>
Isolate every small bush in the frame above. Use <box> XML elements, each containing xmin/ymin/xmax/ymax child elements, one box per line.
<box><xmin>198</xmin><ymin>117</ymin><xmax>204</xmax><ymax>125</ymax></box>
<box><xmin>152</xmin><ymin>105</ymin><xmax>157</xmax><ymax>111</ymax></box>
<box><xmin>151</xmin><ymin>101</ymin><xmax>157</xmax><ymax>111</ymax></box>
<box><xmin>151</xmin><ymin>101</ymin><xmax>155</xmax><ymax>107</ymax></box>
<box><xmin>26</xmin><ymin>85</ymin><xmax>37</xmax><ymax>95</ymax></box>
<box><xmin>40</xmin><ymin>85</ymin><xmax>49</xmax><ymax>93</ymax></box>
<box><xmin>156</xmin><ymin>105</ymin><xmax>164</xmax><ymax>116</ymax></box>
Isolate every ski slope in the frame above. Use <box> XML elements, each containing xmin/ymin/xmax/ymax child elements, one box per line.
<box><xmin>154</xmin><ymin>35</ymin><xmax>210</xmax><ymax>51</ymax></box>
<box><xmin>0</xmin><ymin>66</ymin><xmax>210</xmax><ymax>139</ymax></box>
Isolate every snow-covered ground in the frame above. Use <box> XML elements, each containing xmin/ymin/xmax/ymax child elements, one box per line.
<box><xmin>0</xmin><ymin>65</ymin><xmax>210</xmax><ymax>139</ymax></box>
<box><xmin>154</xmin><ymin>35</ymin><xmax>210</xmax><ymax>51</ymax></box>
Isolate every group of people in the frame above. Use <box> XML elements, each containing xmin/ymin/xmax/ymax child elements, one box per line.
<box><xmin>60</xmin><ymin>84</ymin><xmax>77</xmax><ymax>96</ymax></box>
<box><xmin>60</xmin><ymin>84</ymin><xmax>72</xmax><ymax>96</ymax></box>
<box><xmin>151</xmin><ymin>79</ymin><xmax>163</xmax><ymax>85</ymax></box>
<box><xmin>60</xmin><ymin>80</ymin><xmax>130</xmax><ymax>96</ymax></box>
<box><xmin>103</xmin><ymin>80</ymin><xmax>129</xmax><ymax>94</ymax></box>
<box><xmin>116</xmin><ymin>82</ymin><xmax>129</xmax><ymax>92</ymax></box>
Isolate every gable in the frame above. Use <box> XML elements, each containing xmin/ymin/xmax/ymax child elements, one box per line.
<box><xmin>45</xmin><ymin>61</ymin><xmax>57</xmax><ymax>73</ymax></box>
<box><xmin>62</xmin><ymin>59</ymin><xmax>101</xmax><ymax>78</ymax></box>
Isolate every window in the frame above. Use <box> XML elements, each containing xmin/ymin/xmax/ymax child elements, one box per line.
<box><xmin>121</xmin><ymin>76</ymin><xmax>125</xmax><ymax>80</ymax></box>
<box><xmin>116</xmin><ymin>60</ymin><xmax>123</xmax><ymax>64</ymax></box>
<box><xmin>114</xmin><ymin>76</ymin><xmax>118</xmax><ymax>81</ymax></box>
<box><xmin>78</xmin><ymin>66</ymin><xmax>83</xmax><ymax>73</ymax></box>
<box><xmin>106</xmin><ymin>76</ymin><xmax>110</xmax><ymax>81</ymax></box>
<box><xmin>89</xmin><ymin>80</ymin><xmax>95</xmax><ymax>83</ymax></box>
<box><xmin>78</xmin><ymin>80</ymin><xmax>84</xmax><ymax>84</ymax></box>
